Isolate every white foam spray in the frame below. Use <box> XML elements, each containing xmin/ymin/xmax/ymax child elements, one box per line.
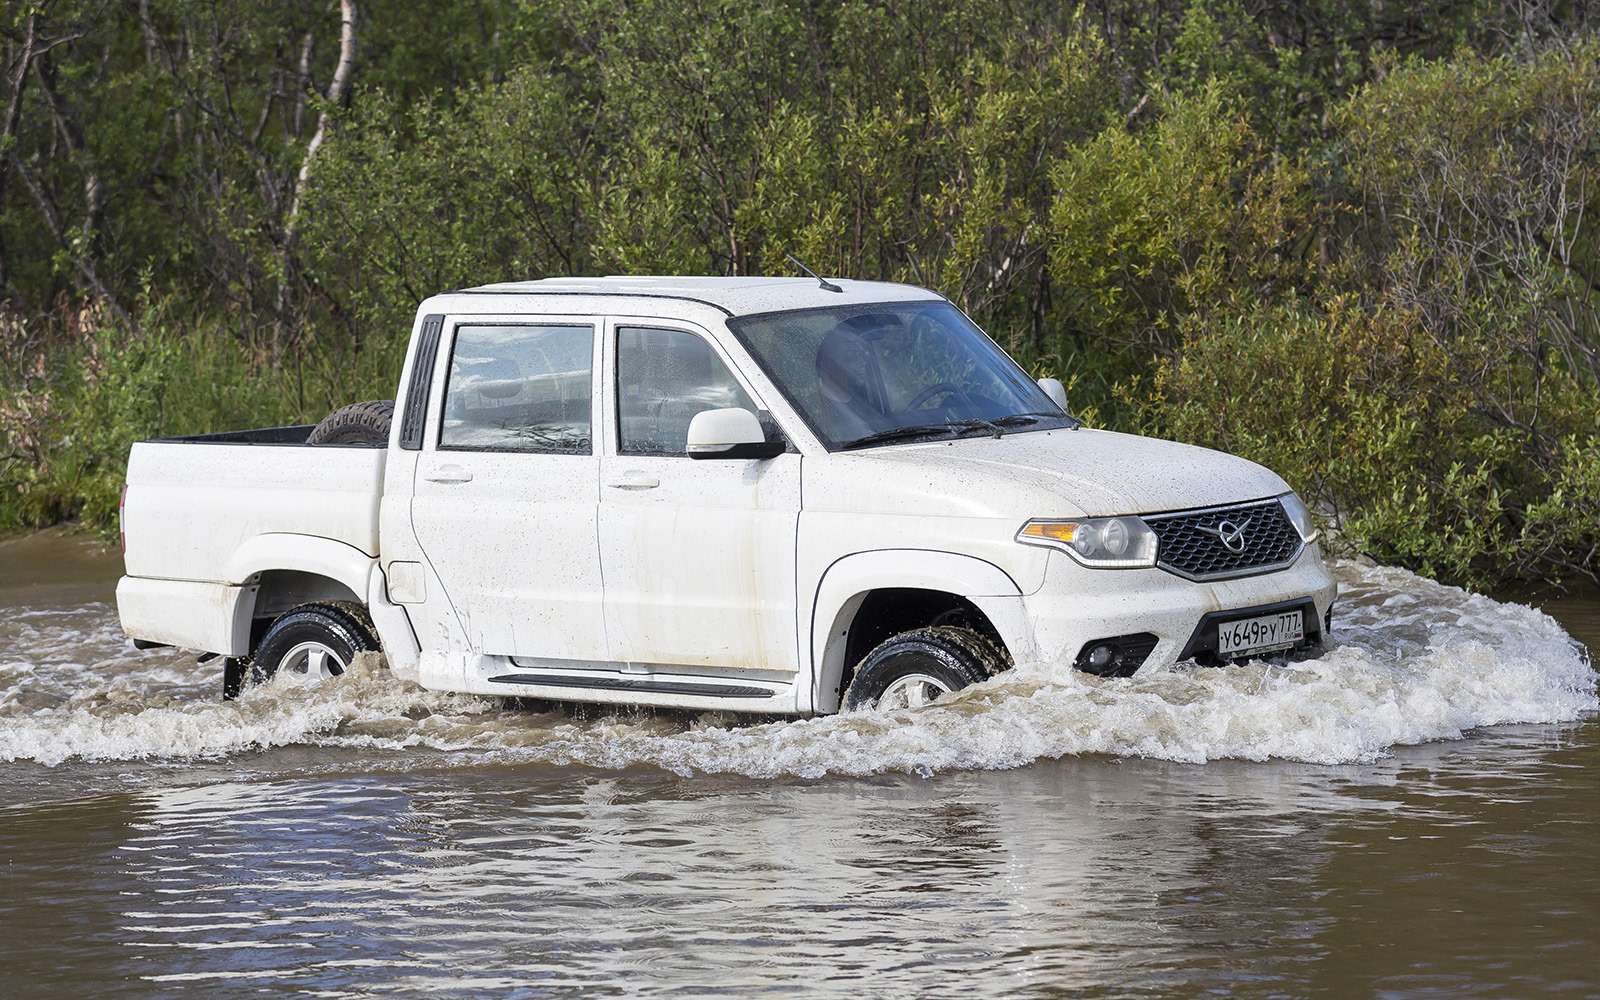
<box><xmin>0</xmin><ymin>562</ymin><xmax>1593</xmax><ymax>776</ymax></box>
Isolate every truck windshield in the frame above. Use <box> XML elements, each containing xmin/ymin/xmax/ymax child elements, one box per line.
<box><xmin>726</xmin><ymin>300</ymin><xmax>1075</xmax><ymax>450</ymax></box>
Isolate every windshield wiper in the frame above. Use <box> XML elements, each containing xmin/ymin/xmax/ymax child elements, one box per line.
<box><xmin>992</xmin><ymin>411</ymin><xmax>1083</xmax><ymax>429</ymax></box>
<box><xmin>839</xmin><ymin>419</ymin><xmax>1002</xmax><ymax>451</ymax></box>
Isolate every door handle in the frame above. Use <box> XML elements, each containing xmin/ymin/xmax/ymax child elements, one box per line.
<box><xmin>606</xmin><ymin>471</ymin><xmax>660</xmax><ymax>490</ymax></box>
<box><xmin>424</xmin><ymin>464</ymin><xmax>474</xmax><ymax>484</ymax></box>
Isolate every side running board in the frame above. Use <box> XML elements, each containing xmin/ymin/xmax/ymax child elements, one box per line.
<box><xmin>486</xmin><ymin>673</ymin><xmax>773</xmax><ymax>699</ymax></box>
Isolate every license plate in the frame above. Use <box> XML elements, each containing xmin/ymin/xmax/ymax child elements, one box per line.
<box><xmin>1217</xmin><ymin>611</ymin><xmax>1305</xmax><ymax>657</ymax></box>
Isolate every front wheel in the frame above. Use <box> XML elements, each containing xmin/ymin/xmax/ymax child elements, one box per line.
<box><xmin>842</xmin><ymin>626</ymin><xmax>1005</xmax><ymax>712</ymax></box>
<box><xmin>230</xmin><ymin>602</ymin><xmax>380</xmax><ymax>698</ymax></box>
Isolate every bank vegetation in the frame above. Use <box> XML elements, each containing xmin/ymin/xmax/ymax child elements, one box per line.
<box><xmin>1</xmin><ymin>0</ymin><xmax>1596</xmax><ymax>587</ymax></box>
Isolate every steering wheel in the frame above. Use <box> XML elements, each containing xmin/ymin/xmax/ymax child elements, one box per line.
<box><xmin>903</xmin><ymin>381</ymin><xmax>970</xmax><ymax>412</ymax></box>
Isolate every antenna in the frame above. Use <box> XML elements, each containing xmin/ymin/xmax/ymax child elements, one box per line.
<box><xmin>784</xmin><ymin>254</ymin><xmax>843</xmax><ymax>293</ymax></box>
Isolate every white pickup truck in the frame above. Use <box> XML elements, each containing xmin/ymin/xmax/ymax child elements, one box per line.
<box><xmin>117</xmin><ymin>276</ymin><xmax>1336</xmax><ymax>713</ymax></box>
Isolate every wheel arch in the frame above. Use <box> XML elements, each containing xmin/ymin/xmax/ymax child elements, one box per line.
<box><xmin>225</xmin><ymin>534</ymin><xmax>392</xmax><ymax>657</ymax></box>
<box><xmin>808</xmin><ymin>549</ymin><xmax>1031</xmax><ymax>714</ymax></box>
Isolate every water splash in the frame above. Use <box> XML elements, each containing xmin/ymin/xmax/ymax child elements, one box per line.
<box><xmin>0</xmin><ymin>562</ymin><xmax>1593</xmax><ymax>775</ymax></box>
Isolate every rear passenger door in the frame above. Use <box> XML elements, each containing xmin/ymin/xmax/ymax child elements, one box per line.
<box><xmin>409</xmin><ymin>317</ymin><xmax>609</xmax><ymax>663</ymax></box>
<box><xmin>597</xmin><ymin>319</ymin><xmax>801</xmax><ymax>674</ymax></box>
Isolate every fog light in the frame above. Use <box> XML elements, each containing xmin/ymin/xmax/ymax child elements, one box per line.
<box><xmin>1074</xmin><ymin>633</ymin><xmax>1160</xmax><ymax>678</ymax></box>
<box><xmin>1085</xmin><ymin>645</ymin><xmax>1116</xmax><ymax>671</ymax></box>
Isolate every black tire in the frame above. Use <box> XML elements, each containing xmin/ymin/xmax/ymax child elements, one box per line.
<box><xmin>240</xmin><ymin>602</ymin><xmax>380</xmax><ymax>692</ymax></box>
<box><xmin>842</xmin><ymin>625</ymin><xmax>1008</xmax><ymax>712</ymax></box>
<box><xmin>307</xmin><ymin>399</ymin><xmax>394</xmax><ymax>446</ymax></box>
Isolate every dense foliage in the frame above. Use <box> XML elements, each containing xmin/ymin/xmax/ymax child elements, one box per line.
<box><xmin>1</xmin><ymin>0</ymin><xmax>1596</xmax><ymax>588</ymax></box>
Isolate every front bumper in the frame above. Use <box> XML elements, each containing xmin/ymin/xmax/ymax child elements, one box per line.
<box><xmin>1015</xmin><ymin>543</ymin><xmax>1338</xmax><ymax>674</ymax></box>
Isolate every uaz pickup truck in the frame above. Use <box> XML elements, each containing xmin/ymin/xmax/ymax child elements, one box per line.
<box><xmin>117</xmin><ymin>277</ymin><xmax>1336</xmax><ymax>713</ymax></box>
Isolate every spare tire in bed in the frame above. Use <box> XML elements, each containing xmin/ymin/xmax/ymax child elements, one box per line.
<box><xmin>307</xmin><ymin>400</ymin><xmax>395</xmax><ymax>446</ymax></box>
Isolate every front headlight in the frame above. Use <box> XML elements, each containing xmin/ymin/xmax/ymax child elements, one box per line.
<box><xmin>1016</xmin><ymin>516</ymin><xmax>1158</xmax><ymax>568</ymax></box>
<box><xmin>1278</xmin><ymin>492</ymin><xmax>1319</xmax><ymax>542</ymax></box>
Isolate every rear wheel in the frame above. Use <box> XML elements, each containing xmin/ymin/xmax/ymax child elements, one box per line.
<box><xmin>230</xmin><ymin>602</ymin><xmax>380</xmax><ymax>697</ymax></box>
<box><xmin>842</xmin><ymin>626</ymin><xmax>1004</xmax><ymax>712</ymax></box>
<box><xmin>307</xmin><ymin>399</ymin><xmax>394</xmax><ymax>446</ymax></box>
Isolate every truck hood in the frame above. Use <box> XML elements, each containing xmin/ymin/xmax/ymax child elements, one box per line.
<box><xmin>810</xmin><ymin>427</ymin><xmax>1289</xmax><ymax>518</ymax></box>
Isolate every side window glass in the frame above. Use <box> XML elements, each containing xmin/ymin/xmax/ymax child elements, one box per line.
<box><xmin>617</xmin><ymin>327</ymin><xmax>756</xmax><ymax>456</ymax></box>
<box><xmin>440</xmin><ymin>324</ymin><xmax>593</xmax><ymax>454</ymax></box>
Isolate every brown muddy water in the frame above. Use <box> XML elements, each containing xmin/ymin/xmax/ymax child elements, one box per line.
<box><xmin>0</xmin><ymin>530</ymin><xmax>1596</xmax><ymax>998</ymax></box>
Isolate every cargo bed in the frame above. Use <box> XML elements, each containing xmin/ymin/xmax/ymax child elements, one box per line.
<box><xmin>121</xmin><ymin>427</ymin><xmax>387</xmax><ymax>585</ymax></box>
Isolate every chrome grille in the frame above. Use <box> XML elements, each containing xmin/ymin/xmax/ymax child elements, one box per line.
<box><xmin>1145</xmin><ymin>498</ymin><xmax>1303</xmax><ymax>581</ymax></box>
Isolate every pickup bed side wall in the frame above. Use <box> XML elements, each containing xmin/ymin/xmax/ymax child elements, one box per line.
<box><xmin>117</xmin><ymin>577</ymin><xmax>254</xmax><ymax>654</ymax></box>
<box><xmin>121</xmin><ymin>441</ymin><xmax>385</xmax><ymax>582</ymax></box>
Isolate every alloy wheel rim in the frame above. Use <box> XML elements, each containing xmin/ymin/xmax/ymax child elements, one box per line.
<box><xmin>877</xmin><ymin>672</ymin><xmax>952</xmax><ymax>710</ymax></box>
<box><xmin>278</xmin><ymin>640</ymin><xmax>348</xmax><ymax>683</ymax></box>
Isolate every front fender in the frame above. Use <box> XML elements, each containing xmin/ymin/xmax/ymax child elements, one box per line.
<box><xmin>806</xmin><ymin>549</ymin><xmax>1027</xmax><ymax>714</ymax></box>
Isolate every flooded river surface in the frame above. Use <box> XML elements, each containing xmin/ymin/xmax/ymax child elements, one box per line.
<box><xmin>1</xmin><ymin>530</ymin><xmax>1596</xmax><ymax>997</ymax></box>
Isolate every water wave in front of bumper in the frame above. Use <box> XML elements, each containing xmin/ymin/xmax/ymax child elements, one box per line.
<box><xmin>0</xmin><ymin>562</ymin><xmax>1593</xmax><ymax>776</ymax></box>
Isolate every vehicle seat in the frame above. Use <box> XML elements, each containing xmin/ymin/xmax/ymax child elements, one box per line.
<box><xmin>814</xmin><ymin>325</ymin><xmax>890</xmax><ymax>439</ymax></box>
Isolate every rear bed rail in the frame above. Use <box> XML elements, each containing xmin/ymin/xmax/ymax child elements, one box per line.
<box><xmin>151</xmin><ymin>425</ymin><xmax>379</xmax><ymax>447</ymax></box>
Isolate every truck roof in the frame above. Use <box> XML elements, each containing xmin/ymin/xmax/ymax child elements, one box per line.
<box><xmin>450</xmin><ymin>276</ymin><xmax>943</xmax><ymax>317</ymax></box>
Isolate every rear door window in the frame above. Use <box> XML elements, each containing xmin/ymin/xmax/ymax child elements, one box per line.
<box><xmin>440</xmin><ymin>324</ymin><xmax>593</xmax><ymax>453</ymax></box>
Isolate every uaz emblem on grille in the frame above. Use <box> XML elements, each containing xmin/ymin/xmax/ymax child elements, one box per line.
<box><xmin>1198</xmin><ymin>517</ymin><xmax>1251</xmax><ymax>553</ymax></box>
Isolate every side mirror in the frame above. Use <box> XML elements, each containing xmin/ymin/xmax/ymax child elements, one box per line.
<box><xmin>686</xmin><ymin>408</ymin><xmax>785</xmax><ymax>460</ymax></box>
<box><xmin>1036</xmin><ymin>377</ymin><xmax>1069</xmax><ymax>412</ymax></box>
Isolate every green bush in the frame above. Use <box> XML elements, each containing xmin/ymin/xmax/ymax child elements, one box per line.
<box><xmin>1048</xmin><ymin>83</ymin><xmax>1312</xmax><ymax>353</ymax></box>
<box><xmin>0</xmin><ymin>306</ymin><xmax>316</xmax><ymax>534</ymax></box>
<box><xmin>1139</xmin><ymin>299</ymin><xmax>1598</xmax><ymax>587</ymax></box>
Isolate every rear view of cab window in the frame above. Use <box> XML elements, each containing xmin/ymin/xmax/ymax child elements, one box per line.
<box><xmin>440</xmin><ymin>325</ymin><xmax>593</xmax><ymax>453</ymax></box>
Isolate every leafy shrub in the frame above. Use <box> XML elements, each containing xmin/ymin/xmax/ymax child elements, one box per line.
<box><xmin>1140</xmin><ymin>299</ymin><xmax>1598</xmax><ymax>587</ymax></box>
<box><xmin>1048</xmin><ymin>84</ymin><xmax>1312</xmax><ymax>353</ymax></box>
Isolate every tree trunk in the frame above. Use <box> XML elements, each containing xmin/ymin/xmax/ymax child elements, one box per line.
<box><xmin>10</xmin><ymin>154</ymin><xmax>135</xmax><ymax>331</ymax></box>
<box><xmin>10</xmin><ymin>26</ymin><xmax>134</xmax><ymax>330</ymax></box>
<box><xmin>0</xmin><ymin>14</ymin><xmax>37</xmax><ymax>298</ymax></box>
<box><xmin>277</xmin><ymin>0</ymin><xmax>357</xmax><ymax>347</ymax></box>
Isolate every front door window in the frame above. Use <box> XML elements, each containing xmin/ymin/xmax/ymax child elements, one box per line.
<box><xmin>616</xmin><ymin>326</ymin><xmax>756</xmax><ymax>456</ymax></box>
